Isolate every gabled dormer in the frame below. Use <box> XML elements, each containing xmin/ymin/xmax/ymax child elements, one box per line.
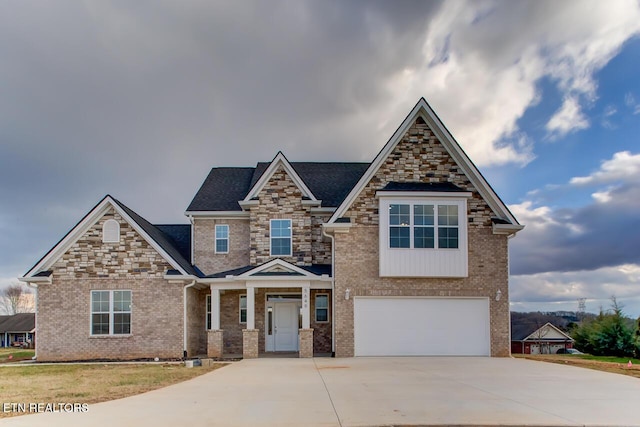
<box><xmin>241</xmin><ymin>152</ymin><xmax>318</xmax><ymax>266</ymax></box>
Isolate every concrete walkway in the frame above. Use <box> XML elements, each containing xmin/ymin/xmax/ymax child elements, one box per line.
<box><xmin>2</xmin><ymin>357</ymin><xmax>640</xmax><ymax>426</ymax></box>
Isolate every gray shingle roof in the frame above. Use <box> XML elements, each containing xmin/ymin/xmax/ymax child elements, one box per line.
<box><xmin>0</xmin><ymin>313</ymin><xmax>35</xmax><ymax>333</ymax></box>
<box><xmin>187</xmin><ymin>168</ymin><xmax>256</xmax><ymax>211</ymax></box>
<box><xmin>187</xmin><ymin>162</ymin><xmax>369</xmax><ymax>212</ymax></box>
<box><xmin>112</xmin><ymin>198</ymin><xmax>199</xmax><ymax>276</ymax></box>
<box><xmin>155</xmin><ymin>225</ymin><xmax>191</xmax><ymax>263</ymax></box>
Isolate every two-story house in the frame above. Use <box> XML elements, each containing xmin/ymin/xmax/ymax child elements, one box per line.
<box><xmin>20</xmin><ymin>98</ymin><xmax>522</xmax><ymax>361</ymax></box>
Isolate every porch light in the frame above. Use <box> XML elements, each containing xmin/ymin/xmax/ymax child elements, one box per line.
<box><xmin>345</xmin><ymin>288</ymin><xmax>351</xmax><ymax>300</ymax></box>
<box><xmin>495</xmin><ymin>289</ymin><xmax>502</xmax><ymax>301</ymax></box>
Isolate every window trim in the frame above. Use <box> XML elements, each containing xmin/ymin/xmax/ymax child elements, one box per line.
<box><xmin>387</xmin><ymin>202</ymin><xmax>461</xmax><ymax>250</ymax></box>
<box><xmin>102</xmin><ymin>219</ymin><xmax>120</xmax><ymax>243</ymax></box>
<box><xmin>269</xmin><ymin>219</ymin><xmax>292</xmax><ymax>257</ymax></box>
<box><xmin>215</xmin><ymin>224</ymin><xmax>229</xmax><ymax>254</ymax></box>
<box><xmin>315</xmin><ymin>293</ymin><xmax>329</xmax><ymax>323</ymax></box>
<box><xmin>90</xmin><ymin>290</ymin><xmax>132</xmax><ymax>336</ymax></box>
<box><xmin>239</xmin><ymin>294</ymin><xmax>247</xmax><ymax>324</ymax></box>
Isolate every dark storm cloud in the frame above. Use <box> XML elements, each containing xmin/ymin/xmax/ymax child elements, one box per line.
<box><xmin>0</xmin><ymin>1</ymin><xmax>442</xmax><ymax>276</ymax></box>
<box><xmin>510</xmin><ymin>183</ymin><xmax>640</xmax><ymax>275</ymax></box>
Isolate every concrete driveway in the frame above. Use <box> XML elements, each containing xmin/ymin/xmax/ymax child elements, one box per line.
<box><xmin>2</xmin><ymin>357</ymin><xmax>640</xmax><ymax>426</ymax></box>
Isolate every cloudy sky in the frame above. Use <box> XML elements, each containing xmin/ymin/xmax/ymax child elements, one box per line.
<box><xmin>2</xmin><ymin>1</ymin><xmax>640</xmax><ymax>317</ymax></box>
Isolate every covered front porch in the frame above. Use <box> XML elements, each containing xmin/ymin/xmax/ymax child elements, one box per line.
<box><xmin>203</xmin><ymin>259</ymin><xmax>333</xmax><ymax>359</ymax></box>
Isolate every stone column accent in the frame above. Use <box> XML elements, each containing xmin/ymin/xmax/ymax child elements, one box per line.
<box><xmin>207</xmin><ymin>329</ymin><xmax>224</xmax><ymax>358</ymax></box>
<box><xmin>242</xmin><ymin>329</ymin><xmax>259</xmax><ymax>359</ymax></box>
<box><xmin>299</xmin><ymin>328</ymin><xmax>314</xmax><ymax>358</ymax></box>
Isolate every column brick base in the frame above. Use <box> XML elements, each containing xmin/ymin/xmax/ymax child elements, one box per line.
<box><xmin>242</xmin><ymin>329</ymin><xmax>259</xmax><ymax>359</ymax></box>
<box><xmin>299</xmin><ymin>328</ymin><xmax>314</xmax><ymax>358</ymax></box>
<box><xmin>207</xmin><ymin>329</ymin><xmax>224</xmax><ymax>358</ymax></box>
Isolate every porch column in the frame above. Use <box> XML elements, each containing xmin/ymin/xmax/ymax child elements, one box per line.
<box><xmin>301</xmin><ymin>286</ymin><xmax>310</xmax><ymax>329</ymax></box>
<box><xmin>210</xmin><ymin>286</ymin><xmax>220</xmax><ymax>330</ymax></box>
<box><xmin>299</xmin><ymin>285</ymin><xmax>313</xmax><ymax>358</ymax></box>
<box><xmin>207</xmin><ymin>286</ymin><xmax>223</xmax><ymax>358</ymax></box>
<box><xmin>243</xmin><ymin>287</ymin><xmax>258</xmax><ymax>359</ymax></box>
<box><xmin>246</xmin><ymin>287</ymin><xmax>255</xmax><ymax>330</ymax></box>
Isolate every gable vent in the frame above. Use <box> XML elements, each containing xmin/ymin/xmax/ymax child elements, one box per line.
<box><xmin>102</xmin><ymin>219</ymin><xmax>120</xmax><ymax>243</ymax></box>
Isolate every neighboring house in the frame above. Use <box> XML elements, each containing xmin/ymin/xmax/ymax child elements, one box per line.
<box><xmin>0</xmin><ymin>313</ymin><xmax>35</xmax><ymax>348</ymax></box>
<box><xmin>20</xmin><ymin>98</ymin><xmax>523</xmax><ymax>361</ymax></box>
<box><xmin>511</xmin><ymin>321</ymin><xmax>574</xmax><ymax>354</ymax></box>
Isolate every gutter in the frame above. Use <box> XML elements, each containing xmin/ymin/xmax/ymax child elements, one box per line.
<box><xmin>183</xmin><ymin>280</ymin><xmax>196</xmax><ymax>359</ymax></box>
<box><xmin>24</xmin><ymin>282</ymin><xmax>38</xmax><ymax>360</ymax></box>
<box><xmin>322</xmin><ymin>226</ymin><xmax>336</xmax><ymax>356</ymax></box>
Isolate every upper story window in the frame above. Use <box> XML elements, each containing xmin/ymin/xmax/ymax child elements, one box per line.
<box><xmin>270</xmin><ymin>219</ymin><xmax>292</xmax><ymax>256</ymax></box>
<box><xmin>389</xmin><ymin>203</ymin><xmax>458</xmax><ymax>249</ymax></box>
<box><xmin>379</xmin><ymin>196</ymin><xmax>469</xmax><ymax>278</ymax></box>
<box><xmin>215</xmin><ymin>224</ymin><xmax>229</xmax><ymax>254</ymax></box>
<box><xmin>102</xmin><ymin>219</ymin><xmax>120</xmax><ymax>243</ymax></box>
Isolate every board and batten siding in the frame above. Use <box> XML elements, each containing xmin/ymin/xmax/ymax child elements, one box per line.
<box><xmin>378</xmin><ymin>197</ymin><xmax>468</xmax><ymax>277</ymax></box>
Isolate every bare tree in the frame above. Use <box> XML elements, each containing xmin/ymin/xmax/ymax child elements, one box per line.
<box><xmin>533</xmin><ymin>322</ymin><xmax>550</xmax><ymax>354</ymax></box>
<box><xmin>0</xmin><ymin>284</ymin><xmax>33</xmax><ymax>315</ymax></box>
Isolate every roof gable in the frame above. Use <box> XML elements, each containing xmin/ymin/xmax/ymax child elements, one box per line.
<box><xmin>23</xmin><ymin>196</ymin><xmax>195</xmax><ymax>278</ymax></box>
<box><xmin>242</xmin><ymin>152</ymin><xmax>317</xmax><ymax>203</ymax></box>
<box><xmin>238</xmin><ymin>259</ymin><xmax>327</xmax><ymax>278</ymax></box>
<box><xmin>328</xmin><ymin>98</ymin><xmax>521</xmax><ymax>229</ymax></box>
<box><xmin>511</xmin><ymin>321</ymin><xmax>574</xmax><ymax>341</ymax></box>
<box><xmin>523</xmin><ymin>322</ymin><xmax>574</xmax><ymax>341</ymax></box>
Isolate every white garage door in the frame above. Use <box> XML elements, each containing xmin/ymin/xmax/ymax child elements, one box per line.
<box><xmin>354</xmin><ymin>297</ymin><xmax>490</xmax><ymax>356</ymax></box>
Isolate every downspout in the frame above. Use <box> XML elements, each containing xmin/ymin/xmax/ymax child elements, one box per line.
<box><xmin>183</xmin><ymin>280</ymin><xmax>196</xmax><ymax>359</ymax></box>
<box><xmin>25</xmin><ymin>283</ymin><xmax>38</xmax><ymax>359</ymax></box>
<box><xmin>322</xmin><ymin>227</ymin><xmax>336</xmax><ymax>356</ymax></box>
<box><xmin>189</xmin><ymin>215</ymin><xmax>194</xmax><ymax>264</ymax></box>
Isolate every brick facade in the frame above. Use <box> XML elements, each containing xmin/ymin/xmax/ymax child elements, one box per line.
<box><xmin>333</xmin><ymin>118</ymin><xmax>510</xmax><ymax>357</ymax></box>
<box><xmin>211</xmin><ymin>288</ymin><xmax>332</xmax><ymax>355</ymax></box>
<box><xmin>193</xmin><ymin>219</ymin><xmax>250</xmax><ymax>276</ymax></box>
<box><xmin>31</xmin><ymin>107</ymin><xmax>517</xmax><ymax>361</ymax></box>
<box><xmin>39</xmin><ymin>209</ymin><xmax>185</xmax><ymax>361</ymax></box>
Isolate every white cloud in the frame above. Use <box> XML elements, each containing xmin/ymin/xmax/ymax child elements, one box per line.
<box><xmin>591</xmin><ymin>189</ymin><xmax>613</xmax><ymax>203</ymax></box>
<box><xmin>570</xmin><ymin>151</ymin><xmax>640</xmax><ymax>185</ymax></box>
<box><xmin>384</xmin><ymin>0</ymin><xmax>640</xmax><ymax>166</ymax></box>
<box><xmin>624</xmin><ymin>92</ymin><xmax>640</xmax><ymax>114</ymax></box>
<box><xmin>546</xmin><ymin>96</ymin><xmax>590</xmax><ymax>137</ymax></box>
<box><xmin>511</xmin><ymin>263</ymin><xmax>640</xmax><ymax>317</ymax></box>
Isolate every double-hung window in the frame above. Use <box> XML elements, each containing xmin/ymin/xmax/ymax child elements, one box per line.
<box><xmin>239</xmin><ymin>295</ymin><xmax>247</xmax><ymax>323</ymax></box>
<box><xmin>315</xmin><ymin>294</ymin><xmax>329</xmax><ymax>322</ymax></box>
<box><xmin>270</xmin><ymin>219</ymin><xmax>292</xmax><ymax>256</ymax></box>
<box><xmin>388</xmin><ymin>203</ymin><xmax>458</xmax><ymax>249</ymax></box>
<box><xmin>91</xmin><ymin>290</ymin><xmax>131</xmax><ymax>335</ymax></box>
<box><xmin>215</xmin><ymin>224</ymin><xmax>229</xmax><ymax>254</ymax></box>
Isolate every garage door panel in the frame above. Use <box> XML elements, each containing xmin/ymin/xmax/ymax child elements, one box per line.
<box><xmin>354</xmin><ymin>297</ymin><xmax>490</xmax><ymax>356</ymax></box>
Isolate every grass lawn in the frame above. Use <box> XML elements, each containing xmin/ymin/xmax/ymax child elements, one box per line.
<box><xmin>0</xmin><ymin>362</ymin><xmax>226</xmax><ymax>417</ymax></box>
<box><xmin>515</xmin><ymin>354</ymin><xmax>640</xmax><ymax>379</ymax></box>
<box><xmin>0</xmin><ymin>348</ymin><xmax>35</xmax><ymax>363</ymax></box>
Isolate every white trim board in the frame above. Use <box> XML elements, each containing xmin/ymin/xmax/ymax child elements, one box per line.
<box><xmin>242</xmin><ymin>152</ymin><xmax>318</xmax><ymax>203</ymax></box>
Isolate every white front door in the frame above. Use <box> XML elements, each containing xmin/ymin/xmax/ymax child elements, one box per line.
<box><xmin>266</xmin><ymin>302</ymin><xmax>299</xmax><ymax>352</ymax></box>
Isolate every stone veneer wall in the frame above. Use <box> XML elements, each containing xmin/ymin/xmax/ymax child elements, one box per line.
<box><xmin>249</xmin><ymin>166</ymin><xmax>314</xmax><ymax>266</ymax></box>
<box><xmin>193</xmin><ymin>219</ymin><xmax>250</xmax><ymax>276</ymax></box>
<box><xmin>39</xmin><ymin>208</ymin><xmax>185</xmax><ymax>361</ymax></box>
<box><xmin>333</xmin><ymin>118</ymin><xmax>510</xmax><ymax>357</ymax></box>
<box><xmin>311</xmin><ymin>214</ymin><xmax>332</xmax><ymax>265</ymax></box>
